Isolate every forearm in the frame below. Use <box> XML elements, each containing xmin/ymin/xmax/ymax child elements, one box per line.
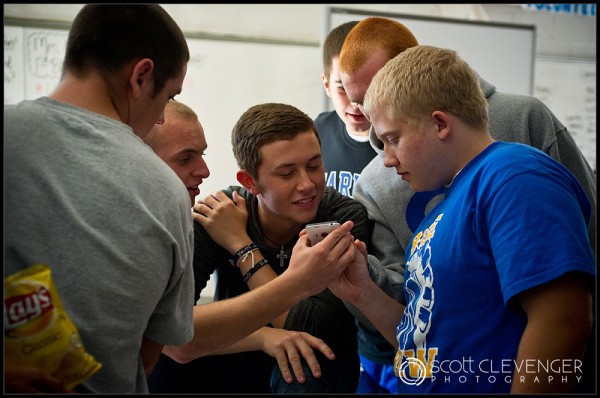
<box><xmin>163</xmin><ymin>273</ymin><xmax>307</xmax><ymax>363</ymax></box>
<box><xmin>346</xmin><ymin>254</ymin><xmax>405</xmax><ymax>333</ymax></box>
<box><xmin>350</xmin><ymin>277</ymin><xmax>404</xmax><ymax>348</ymax></box>
<box><xmin>209</xmin><ymin>327</ymin><xmax>270</xmax><ymax>355</ymax></box>
<box><xmin>234</xmin><ymin>245</ymin><xmax>288</xmax><ymax>328</ymax></box>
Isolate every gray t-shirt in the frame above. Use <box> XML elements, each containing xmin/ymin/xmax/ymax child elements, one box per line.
<box><xmin>4</xmin><ymin>97</ymin><xmax>195</xmax><ymax>393</ymax></box>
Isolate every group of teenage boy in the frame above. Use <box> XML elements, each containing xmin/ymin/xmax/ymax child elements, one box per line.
<box><xmin>4</xmin><ymin>4</ymin><xmax>596</xmax><ymax>394</ymax></box>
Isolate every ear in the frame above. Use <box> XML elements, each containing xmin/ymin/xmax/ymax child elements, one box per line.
<box><xmin>237</xmin><ymin>170</ymin><xmax>260</xmax><ymax>195</ymax></box>
<box><xmin>129</xmin><ymin>58</ymin><xmax>154</xmax><ymax>99</ymax></box>
<box><xmin>321</xmin><ymin>73</ymin><xmax>332</xmax><ymax>97</ymax></box>
<box><xmin>432</xmin><ymin>111</ymin><xmax>451</xmax><ymax>140</ymax></box>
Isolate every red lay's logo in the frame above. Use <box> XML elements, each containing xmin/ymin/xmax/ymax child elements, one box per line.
<box><xmin>4</xmin><ymin>282</ymin><xmax>55</xmax><ymax>338</ymax></box>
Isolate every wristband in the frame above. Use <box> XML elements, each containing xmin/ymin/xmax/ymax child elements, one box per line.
<box><xmin>242</xmin><ymin>258</ymin><xmax>269</xmax><ymax>284</ymax></box>
<box><xmin>229</xmin><ymin>242</ymin><xmax>258</xmax><ymax>267</ymax></box>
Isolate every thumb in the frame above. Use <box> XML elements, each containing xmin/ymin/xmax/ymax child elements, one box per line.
<box><xmin>232</xmin><ymin>191</ymin><xmax>247</xmax><ymax>209</ymax></box>
<box><xmin>355</xmin><ymin>239</ymin><xmax>368</xmax><ymax>256</ymax></box>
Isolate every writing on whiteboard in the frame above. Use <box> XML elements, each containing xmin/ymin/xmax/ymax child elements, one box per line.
<box><xmin>534</xmin><ymin>59</ymin><xmax>596</xmax><ymax>170</ymax></box>
<box><xmin>26</xmin><ymin>30</ymin><xmax>68</xmax><ymax>96</ymax></box>
<box><xmin>4</xmin><ymin>34</ymin><xmax>19</xmax><ymax>83</ymax></box>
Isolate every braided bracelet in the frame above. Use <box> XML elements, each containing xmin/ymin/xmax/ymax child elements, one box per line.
<box><xmin>229</xmin><ymin>242</ymin><xmax>258</xmax><ymax>267</ymax></box>
<box><xmin>242</xmin><ymin>258</ymin><xmax>269</xmax><ymax>284</ymax></box>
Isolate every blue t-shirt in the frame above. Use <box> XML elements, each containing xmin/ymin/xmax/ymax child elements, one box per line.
<box><xmin>395</xmin><ymin>142</ymin><xmax>595</xmax><ymax>393</ymax></box>
<box><xmin>315</xmin><ymin>110</ymin><xmax>376</xmax><ymax>197</ymax></box>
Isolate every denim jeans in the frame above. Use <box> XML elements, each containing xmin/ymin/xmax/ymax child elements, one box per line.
<box><xmin>270</xmin><ymin>351</ymin><xmax>359</xmax><ymax>394</ymax></box>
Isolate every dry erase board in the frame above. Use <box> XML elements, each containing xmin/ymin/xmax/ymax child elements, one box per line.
<box><xmin>3</xmin><ymin>24</ymin><xmax>322</xmax><ymax>198</ymax></box>
<box><xmin>326</xmin><ymin>7</ymin><xmax>536</xmax><ymax>97</ymax></box>
<box><xmin>4</xmin><ymin>26</ymin><xmax>68</xmax><ymax>104</ymax></box>
<box><xmin>534</xmin><ymin>58</ymin><xmax>596</xmax><ymax>169</ymax></box>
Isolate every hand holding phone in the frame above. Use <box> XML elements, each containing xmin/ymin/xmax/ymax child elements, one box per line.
<box><xmin>306</xmin><ymin>221</ymin><xmax>341</xmax><ymax>246</ymax></box>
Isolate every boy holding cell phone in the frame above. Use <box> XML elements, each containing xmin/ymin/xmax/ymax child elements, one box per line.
<box><xmin>149</xmin><ymin>102</ymin><xmax>370</xmax><ymax>394</ymax></box>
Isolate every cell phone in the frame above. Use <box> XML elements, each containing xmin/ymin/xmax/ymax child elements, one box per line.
<box><xmin>306</xmin><ymin>221</ymin><xmax>341</xmax><ymax>246</ymax></box>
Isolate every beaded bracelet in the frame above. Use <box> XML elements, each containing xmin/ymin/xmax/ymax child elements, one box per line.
<box><xmin>229</xmin><ymin>242</ymin><xmax>258</xmax><ymax>267</ymax></box>
<box><xmin>242</xmin><ymin>258</ymin><xmax>269</xmax><ymax>284</ymax></box>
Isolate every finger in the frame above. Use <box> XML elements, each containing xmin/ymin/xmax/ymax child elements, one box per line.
<box><xmin>273</xmin><ymin>352</ymin><xmax>294</xmax><ymax>384</ymax></box>
<box><xmin>306</xmin><ymin>335</ymin><xmax>335</xmax><ymax>360</ymax></box>
<box><xmin>191</xmin><ymin>210</ymin><xmax>204</xmax><ymax>224</ymax></box>
<box><xmin>232</xmin><ymin>191</ymin><xmax>247</xmax><ymax>209</ymax></box>
<box><xmin>211</xmin><ymin>190</ymin><xmax>228</xmax><ymax>201</ymax></box>
<box><xmin>203</xmin><ymin>193</ymin><xmax>219</xmax><ymax>206</ymax></box>
<box><xmin>355</xmin><ymin>239</ymin><xmax>368</xmax><ymax>256</ymax></box>
<box><xmin>192</xmin><ymin>202</ymin><xmax>210</xmax><ymax>216</ymax></box>
<box><xmin>319</xmin><ymin>221</ymin><xmax>354</xmax><ymax>249</ymax></box>
<box><xmin>336</xmin><ymin>237</ymin><xmax>357</xmax><ymax>266</ymax></box>
<box><xmin>284</xmin><ymin>346</ymin><xmax>306</xmax><ymax>383</ymax></box>
<box><xmin>295</xmin><ymin>342</ymin><xmax>322</xmax><ymax>380</ymax></box>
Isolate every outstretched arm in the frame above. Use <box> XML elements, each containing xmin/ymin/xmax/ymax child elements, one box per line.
<box><xmin>163</xmin><ymin>221</ymin><xmax>356</xmax><ymax>361</ymax></box>
<box><xmin>329</xmin><ymin>239</ymin><xmax>404</xmax><ymax>347</ymax></box>
<box><xmin>201</xmin><ymin>326</ymin><xmax>335</xmax><ymax>384</ymax></box>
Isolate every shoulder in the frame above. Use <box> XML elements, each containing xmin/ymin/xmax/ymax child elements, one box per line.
<box><xmin>314</xmin><ymin>110</ymin><xmax>342</xmax><ymax>129</ymax></box>
<box><xmin>488</xmin><ymin>91</ymin><xmax>551</xmax><ymax>116</ymax></box>
<box><xmin>479</xmin><ymin>142</ymin><xmax>576</xmax><ymax>186</ymax></box>
<box><xmin>315</xmin><ymin>110</ymin><xmax>336</xmax><ymax>122</ymax></box>
<box><xmin>319</xmin><ymin>187</ymin><xmax>368</xmax><ymax>218</ymax></box>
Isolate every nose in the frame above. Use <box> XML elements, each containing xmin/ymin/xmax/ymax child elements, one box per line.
<box><xmin>350</xmin><ymin>100</ymin><xmax>364</xmax><ymax>111</ymax></box>
<box><xmin>193</xmin><ymin>158</ymin><xmax>211</xmax><ymax>179</ymax></box>
<box><xmin>296</xmin><ymin>169</ymin><xmax>316</xmax><ymax>191</ymax></box>
<box><xmin>155</xmin><ymin>112</ymin><xmax>165</xmax><ymax>125</ymax></box>
<box><xmin>382</xmin><ymin>144</ymin><xmax>398</xmax><ymax>169</ymax></box>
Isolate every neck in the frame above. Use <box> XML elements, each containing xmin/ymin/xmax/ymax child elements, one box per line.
<box><xmin>49</xmin><ymin>72</ymin><xmax>125</xmax><ymax>124</ymax></box>
<box><xmin>257</xmin><ymin>203</ymin><xmax>301</xmax><ymax>248</ymax></box>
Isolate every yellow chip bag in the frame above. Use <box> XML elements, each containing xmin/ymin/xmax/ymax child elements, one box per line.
<box><xmin>4</xmin><ymin>263</ymin><xmax>102</xmax><ymax>391</ymax></box>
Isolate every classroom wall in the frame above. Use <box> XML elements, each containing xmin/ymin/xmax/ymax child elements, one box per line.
<box><xmin>481</xmin><ymin>4</ymin><xmax>596</xmax><ymax>169</ymax></box>
<box><xmin>1</xmin><ymin>4</ymin><xmax>498</xmax><ymax>204</ymax></box>
<box><xmin>4</xmin><ymin>4</ymin><xmax>596</xmax><ymax>301</ymax></box>
<box><xmin>4</xmin><ymin>3</ymin><xmax>596</xmax><ymax>185</ymax></box>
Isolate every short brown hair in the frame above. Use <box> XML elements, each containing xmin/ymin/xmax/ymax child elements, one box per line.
<box><xmin>339</xmin><ymin>17</ymin><xmax>418</xmax><ymax>75</ymax></box>
<box><xmin>322</xmin><ymin>21</ymin><xmax>359</xmax><ymax>78</ymax></box>
<box><xmin>64</xmin><ymin>5</ymin><xmax>189</xmax><ymax>97</ymax></box>
<box><xmin>231</xmin><ymin>103</ymin><xmax>319</xmax><ymax>177</ymax></box>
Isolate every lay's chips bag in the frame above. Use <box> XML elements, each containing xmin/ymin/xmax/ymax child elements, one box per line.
<box><xmin>4</xmin><ymin>263</ymin><xmax>102</xmax><ymax>391</ymax></box>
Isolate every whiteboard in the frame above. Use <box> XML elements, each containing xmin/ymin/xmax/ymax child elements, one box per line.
<box><xmin>534</xmin><ymin>58</ymin><xmax>596</xmax><ymax>170</ymax></box>
<box><xmin>4</xmin><ymin>26</ymin><xmax>69</xmax><ymax>104</ymax></box>
<box><xmin>327</xmin><ymin>7</ymin><xmax>536</xmax><ymax>97</ymax></box>
<box><xmin>3</xmin><ymin>24</ymin><xmax>322</xmax><ymax>199</ymax></box>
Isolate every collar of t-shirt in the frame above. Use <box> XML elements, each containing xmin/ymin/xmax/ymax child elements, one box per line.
<box><xmin>345</xmin><ymin>126</ymin><xmax>370</xmax><ymax>142</ymax></box>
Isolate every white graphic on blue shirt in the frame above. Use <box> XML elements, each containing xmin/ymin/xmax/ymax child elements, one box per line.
<box><xmin>325</xmin><ymin>171</ymin><xmax>360</xmax><ymax>197</ymax></box>
<box><xmin>395</xmin><ymin>213</ymin><xmax>443</xmax><ymax>380</ymax></box>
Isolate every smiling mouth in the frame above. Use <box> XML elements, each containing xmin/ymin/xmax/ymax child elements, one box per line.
<box><xmin>293</xmin><ymin>196</ymin><xmax>314</xmax><ymax>205</ymax></box>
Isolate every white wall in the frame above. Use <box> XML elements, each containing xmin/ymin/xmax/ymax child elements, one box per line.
<box><xmin>3</xmin><ymin>4</ymin><xmax>491</xmax><ymax>207</ymax></box>
<box><xmin>4</xmin><ymin>4</ymin><xmax>595</xmax><ymax>301</ymax></box>
<box><xmin>3</xmin><ymin>4</ymin><xmax>490</xmax><ymax>42</ymax></box>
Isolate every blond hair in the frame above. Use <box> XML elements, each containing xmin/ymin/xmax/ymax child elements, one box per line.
<box><xmin>364</xmin><ymin>45</ymin><xmax>488</xmax><ymax>131</ymax></box>
<box><xmin>144</xmin><ymin>100</ymin><xmax>198</xmax><ymax>148</ymax></box>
